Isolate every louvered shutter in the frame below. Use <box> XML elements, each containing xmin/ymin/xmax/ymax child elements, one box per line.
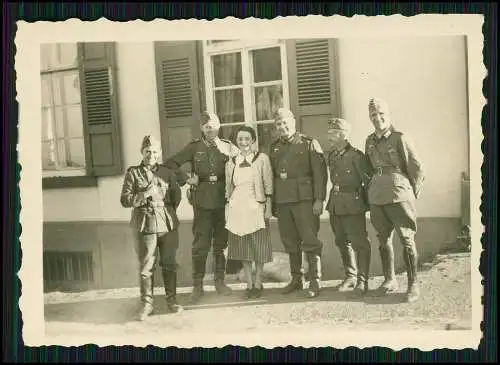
<box><xmin>286</xmin><ymin>39</ymin><xmax>340</xmax><ymax>149</ymax></box>
<box><xmin>155</xmin><ymin>41</ymin><xmax>202</xmax><ymax>156</ymax></box>
<box><xmin>154</xmin><ymin>41</ymin><xmax>202</xmax><ymax>179</ymax></box>
<box><xmin>79</xmin><ymin>42</ymin><xmax>123</xmax><ymax>176</ymax></box>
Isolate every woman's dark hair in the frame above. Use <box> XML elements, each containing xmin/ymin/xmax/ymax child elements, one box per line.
<box><xmin>235</xmin><ymin>125</ymin><xmax>256</xmax><ymax>142</ymax></box>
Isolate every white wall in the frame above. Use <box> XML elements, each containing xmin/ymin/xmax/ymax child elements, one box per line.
<box><xmin>336</xmin><ymin>36</ymin><xmax>469</xmax><ymax>218</ymax></box>
<box><xmin>43</xmin><ymin>42</ymin><xmax>164</xmax><ymax>222</ymax></box>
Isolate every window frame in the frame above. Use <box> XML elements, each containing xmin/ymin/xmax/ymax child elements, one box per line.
<box><xmin>39</xmin><ymin>42</ymin><xmax>122</xmax><ymax>190</ymax></box>
<box><xmin>202</xmin><ymin>40</ymin><xmax>290</xmax><ymax>148</ymax></box>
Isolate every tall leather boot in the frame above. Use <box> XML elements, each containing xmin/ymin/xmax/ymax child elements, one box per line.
<box><xmin>377</xmin><ymin>244</ymin><xmax>399</xmax><ymax>294</ymax></box>
<box><xmin>404</xmin><ymin>247</ymin><xmax>420</xmax><ymax>302</ymax></box>
<box><xmin>281</xmin><ymin>252</ymin><xmax>304</xmax><ymax>295</ymax></box>
<box><xmin>213</xmin><ymin>251</ymin><xmax>232</xmax><ymax>295</ymax></box>
<box><xmin>162</xmin><ymin>269</ymin><xmax>183</xmax><ymax>313</ymax></box>
<box><xmin>138</xmin><ymin>276</ymin><xmax>154</xmax><ymax>321</ymax></box>
<box><xmin>305</xmin><ymin>253</ymin><xmax>322</xmax><ymax>298</ymax></box>
<box><xmin>354</xmin><ymin>248</ymin><xmax>371</xmax><ymax>296</ymax></box>
<box><xmin>189</xmin><ymin>256</ymin><xmax>207</xmax><ymax>304</ymax></box>
<box><xmin>337</xmin><ymin>242</ymin><xmax>358</xmax><ymax>292</ymax></box>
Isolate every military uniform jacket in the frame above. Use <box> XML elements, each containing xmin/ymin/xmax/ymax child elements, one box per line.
<box><xmin>326</xmin><ymin>143</ymin><xmax>371</xmax><ymax>216</ymax></box>
<box><xmin>163</xmin><ymin>137</ymin><xmax>237</xmax><ymax>210</ymax></box>
<box><xmin>120</xmin><ymin>163</ymin><xmax>181</xmax><ymax>234</ymax></box>
<box><xmin>364</xmin><ymin>127</ymin><xmax>425</xmax><ymax>205</ymax></box>
<box><xmin>269</xmin><ymin>132</ymin><xmax>328</xmax><ymax>204</ymax></box>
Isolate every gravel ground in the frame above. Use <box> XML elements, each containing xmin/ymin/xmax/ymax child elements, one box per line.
<box><xmin>44</xmin><ymin>251</ymin><xmax>473</xmax><ymax>347</ymax></box>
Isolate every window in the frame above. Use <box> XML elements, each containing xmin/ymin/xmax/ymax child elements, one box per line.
<box><xmin>203</xmin><ymin>40</ymin><xmax>289</xmax><ymax>152</ymax></box>
<box><xmin>40</xmin><ymin>42</ymin><xmax>123</xmax><ymax>188</ymax></box>
<box><xmin>41</xmin><ymin>44</ymin><xmax>86</xmax><ymax>177</ymax></box>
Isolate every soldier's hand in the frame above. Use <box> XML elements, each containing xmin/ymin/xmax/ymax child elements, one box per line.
<box><xmin>312</xmin><ymin>199</ymin><xmax>323</xmax><ymax>216</ymax></box>
<box><xmin>186</xmin><ymin>174</ymin><xmax>199</xmax><ymax>186</ymax></box>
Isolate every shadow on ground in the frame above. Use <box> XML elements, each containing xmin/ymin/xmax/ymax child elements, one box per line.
<box><xmin>45</xmin><ymin>280</ymin><xmax>412</xmax><ymax>326</ymax></box>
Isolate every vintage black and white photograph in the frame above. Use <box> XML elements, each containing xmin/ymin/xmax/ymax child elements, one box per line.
<box><xmin>17</xmin><ymin>15</ymin><xmax>484</xmax><ymax>349</ymax></box>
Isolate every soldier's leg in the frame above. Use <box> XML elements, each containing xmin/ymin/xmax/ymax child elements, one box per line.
<box><xmin>157</xmin><ymin>229</ymin><xmax>183</xmax><ymax>313</ymax></box>
<box><xmin>190</xmin><ymin>208</ymin><xmax>213</xmax><ymax>304</ymax></box>
<box><xmin>276</xmin><ymin>203</ymin><xmax>303</xmax><ymax>294</ymax></box>
<box><xmin>294</xmin><ymin>201</ymin><xmax>324</xmax><ymax>298</ymax></box>
<box><xmin>212</xmin><ymin>207</ymin><xmax>232</xmax><ymax>295</ymax></box>
<box><xmin>344</xmin><ymin>214</ymin><xmax>372</xmax><ymax>295</ymax></box>
<box><xmin>329</xmin><ymin>214</ymin><xmax>358</xmax><ymax>291</ymax></box>
<box><xmin>369</xmin><ymin>204</ymin><xmax>398</xmax><ymax>294</ymax></box>
<box><xmin>135</xmin><ymin>233</ymin><xmax>158</xmax><ymax>321</ymax></box>
<box><xmin>385</xmin><ymin>201</ymin><xmax>420</xmax><ymax>302</ymax></box>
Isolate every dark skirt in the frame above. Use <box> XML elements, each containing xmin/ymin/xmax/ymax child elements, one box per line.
<box><xmin>227</xmin><ymin>224</ymin><xmax>273</xmax><ymax>264</ymax></box>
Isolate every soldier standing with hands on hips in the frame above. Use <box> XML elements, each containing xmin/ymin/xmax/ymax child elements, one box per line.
<box><xmin>364</xmin><ymin>97</ymin><xmax>425</xmax><ymax>302</ymax></box>
<box><xmin>162</xmin><ymin>111</ymin><xmax>239</xmax><ymax>304</ymax></box>
<box><xmin>270</xmin><ymin>108</ymin><xmax>328</xmax><ymax>298</ymax></box>
<box><xmin>120</xmin><ymin>135</ymin><xmax>183</xmax><ymax>321</ymax></box>
<box><xmin>325</xmin><ymin>118</ymin><xmax>372</xmax><ymax>295</ymax></box>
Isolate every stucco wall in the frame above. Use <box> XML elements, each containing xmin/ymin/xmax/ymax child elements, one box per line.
<box><xmin>336</xmin><ymin>35</ymin><xmax>469</xmax><ymax>218</ymax></box>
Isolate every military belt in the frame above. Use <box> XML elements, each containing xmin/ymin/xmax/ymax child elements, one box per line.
<box><xmin>373</xmin><ymin>166</ymin><xmax>402</xmax><ymax>176</ymax></box>
<box><xmin>139</xmin><ymin>200</ymin><xmax>165</xmax><ymax>208</ymax></box>
<box><xmin>199</xmin><ymin>176</ymin><xmax>223</xmax><ymax>183</ymax></box>
<box><xmin>332</xmin><ymin>185</ymin><xmax>361</xmax><ymax>193</ymax></box>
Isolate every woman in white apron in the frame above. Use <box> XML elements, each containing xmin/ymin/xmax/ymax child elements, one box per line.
<box><xmin>225</xmin><ymin>126</ymin><xmax>273</xmax><ymax>299</ymax></box>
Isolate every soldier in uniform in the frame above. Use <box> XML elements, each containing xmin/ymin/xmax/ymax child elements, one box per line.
<box><xmin>162</xmin><ymin>111</ymin><xmax>239</xmax><ymax>304</ymax></box>
<box><xmin>120</xmin><ymin>135</ymin><xmax>183</xmax><ymax>321</ymax></box>
<box><xmin>270</xmin><ymin>108</ymin><xmax>328</xmax><ymax>298</ymax></box>
<box><xmin>325</xmin><ymin>118</ymin><xmax>372</xmax><ymax>295</ymax></box>
<box><xmin>364</xmin><ymin>98</ymin><xmax>425</xmax><ymax>302</ymax></box>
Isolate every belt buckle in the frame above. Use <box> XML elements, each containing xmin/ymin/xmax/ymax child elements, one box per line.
<box><xmin>333</xmin><ymin>184</ymin><xmax>340</xmax><ymax>193</ymax></box>
<box><xmin>279</xmin><ymin>172</ymin><xmax>288</xmax><ymax>180</ymax></box>
<box><xmin>376</xmin><ymin>167</ymin><xmax>383</xmax><ymax>176</ymax></box>
<box><xmin>209</xmin><ymin>175</ymin><xmax>218</xmax><ymax>183</ymax></box>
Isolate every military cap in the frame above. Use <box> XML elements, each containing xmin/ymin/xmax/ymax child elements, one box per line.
<box><xmin>273</xmin><ymin>107</ymin><xmax>295</xmax><ymax>121</ymax></box>
<box><xmin>328</xmin><ymin>117</ymin><xmax>351</xmax><ymax>132</ymax></box>
<box><xmin>140</xmin><ymin>134</ymin><xmax>161</xmax><ymax>152</ymax></box>
<box><xmin>368</xmin><ymin>97</ymin><xmax>389</xmax><ymax>112</ymax></box>
<box><xmin>200</xmin><ymin>111</ymin><xmax>221</xmax><ymax>127</ymax></box>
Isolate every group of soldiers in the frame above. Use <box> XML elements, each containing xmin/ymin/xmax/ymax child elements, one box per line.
<box><xmin>167</xmin><ymin>96</ymin><xmax>424</xmax><ymax>302</ymax></box>
<box><xmin>122</xmin><ymin>96</ymin><xmax>425</xmax><ymax>321</ymax></box>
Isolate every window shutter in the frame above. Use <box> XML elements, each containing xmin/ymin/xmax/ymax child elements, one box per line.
<box><xmin>79</xmin><ymin>42</ymin><xmax>123</xmax><ymax>177</ymax></box>
<box><xmin>286</xmin><ymin>39</ymin><xmax>340</xmax><ymax>149</ymax></box>
<box><xmin>154</xmin><ymin>41</ymin><xmax>202</xmax><ymax>175</ymax></box>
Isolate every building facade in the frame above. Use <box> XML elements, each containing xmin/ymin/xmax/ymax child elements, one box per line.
<box><xmin>41</xmin><ymin>38</ymin><xmax>471</xmax><ymax>292</ymax></box>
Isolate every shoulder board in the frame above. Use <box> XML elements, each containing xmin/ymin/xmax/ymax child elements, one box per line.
<box><xmin>392</xmin><ymin>130</ymin><xmax>403</xmax><ymax>137</ymax></box>
<box><xmin>220</xmin><ymin>138</ymin><xmax>232</xmax><ymax>144</ymax></box>
<box><xmin>190</xmin><ymin>138</ymin><xmax>201</xmax><ymax>144</ymax></box>
<box><xmin>311</xmin><ymin>139</ymin><xmax>324</xmax><ymax>154</ymax></box>
<box><xmin>299</xmin><ymin>134</ymin><xmax>312</xmax><ymax>142</ymax></box>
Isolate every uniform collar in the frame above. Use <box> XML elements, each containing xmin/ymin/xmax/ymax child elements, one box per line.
<box><xmin>281</xmin><ymin>132</ymin><xmax>299</xmax><ymax>144</ymax></box>
<box><xmin>331</xmin><ymin>142</ymin><xmax>351</xmax><ymax>158</ymax></box>
<box><xmin>202</xmin><ymin>135</ymin><xmax>219</xmax><ymax>147</ymax></box>
<box><xmin>374</xmin><ymin>126</ymin><xmax>394</xmax><ymax>140</ymax></box>
<box><xmin>140</xmin><ymin>161</ymin><xmax>159</xmax><ymax>173</ymax></box>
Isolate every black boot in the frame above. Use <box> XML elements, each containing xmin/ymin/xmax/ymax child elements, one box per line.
<box><xmin>354</xmin><ymin>248</ymin><xmax>371</xmax><ymax>296</ymax></box>
<box><xmin>138</xmin><ymin>276</ymin><xmax>154</xmax><ymax>321</ymax></box>
<box><xmin>376</xmin><ymin>244</ymin><xmax>399</xmax><ymax>295</ymax></box>
<box><xmin>189</xmin><ymin>256</ymin><xmax>207</xmax><ymax>304</ymax></box>
<box><xmin>281</xmin><ymin>252</ymin><xmax>303</xmax><ymax>295</ymax></box>
<box><xmin>337</xmin><ymin>242</ymin><xmax>358</xmax><ymax>292</ymax></box>
<box><xmin>305</xmin><ymin>253</ymin><xmax>322</xmax><ymax>298</ymax></box>
<box><xmin>213</xmin><ymin>252</ymin><xmax>232</xmax><ymax>295</ymax></box>
<box><xmin>162</xmin><ymin>269</ymin><xmax>183</xmax><ymax>313</ymax></box>
<box><xmin>404</xmin><ymin>247</ymin><xmax>420</xmax><ymax>302</ymax></box>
